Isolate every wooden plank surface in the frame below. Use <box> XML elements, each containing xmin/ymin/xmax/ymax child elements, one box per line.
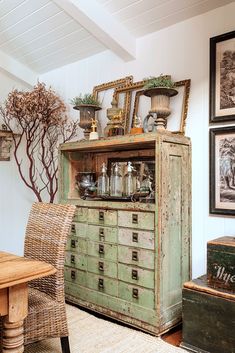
<box><xmin>0</xmin><ymin>251</ymin><xmax>56</xmax><ymax>289</ymax></box>
<box><xmin>183</xmin><ymin>275</ymin><xmax>235</xmax><ymax>301</ymax></box>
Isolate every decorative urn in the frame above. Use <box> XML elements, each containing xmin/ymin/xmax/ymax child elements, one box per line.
<box><xmin>73</xmin><ymin>104</ymin><xmax>101</xmax><ymax>139</ymax></box>
<box><xmin>143</xmin><ymin>75</ymin><xmax>178</xmax><ymax>131</ymax></box>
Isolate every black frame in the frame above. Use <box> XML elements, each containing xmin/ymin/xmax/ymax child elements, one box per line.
<box><xmin>209</xmin><ymin>30</ymin><xmax>235</xmax><ymax>123</ymax></box>
<box><xmin>210</xmin><ymin>126</ymin><xmax>235</xmax><ymax>215</ymax></box>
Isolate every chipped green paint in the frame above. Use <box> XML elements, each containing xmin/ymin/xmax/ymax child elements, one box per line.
<box><xmin>61</xmin><ymin>131</ymin><xmax>191</xmax><ymax>335</ymax></box>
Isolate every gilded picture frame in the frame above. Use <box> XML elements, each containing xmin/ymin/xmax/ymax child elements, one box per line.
<box><xmin>209</xmin><ymin>30</ymin><xmax>235</xmax><ymax>123</ymax></box>
<box><xmin>115</xmin><ymin>79</ymin><xmax>191</xmax><ymax>135</ymax></box>
<box><xmin>92</xmin><ymin>76</ymin><xmax>133</xmax><ymax>135</ymax></box>
<box><xmin>210</xmin><ymin>126</ymin><xmax>235</xmax><ymax>215</ymax></box>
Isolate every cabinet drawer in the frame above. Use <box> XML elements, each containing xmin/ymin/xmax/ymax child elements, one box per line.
<box><xmin>87</xmin><ymin>240</ymin><xmax>117</xmax><ymax>261</ymax></box>
<box><xmin>119</xmin><ymin>282</ymin><xmax>155</xmax><ymax>309</ymax></box>
<box><xmin>118</xmin><ymin>263</ymin><xmax>154</xmax><ymax>289</ymax></box>
<box><xmin>70</xmin><ymin>222</ymin><xmax>87</xmax><ymax>238</ymax></box>
<box><xmin>118</xmin><ymin>211</ymin><xmax>154</xmax><ymax>230</ymax></box>
<box><xmin>87</xmin><ymin>256</ymin><xmax>117</xmax><ymax>278</ymax></box>
<box><xmin>64</xmin><ymin>267</ymin><xmax>87</xmax><ymax>287</ymax></box>
<box><xmin>65</xmin><ymin>251</ymin><xmax>87</xmax><ymax>270</ymax></box>
<box><xmin>118</xmin><ymin>228</ymin><xmax>154</xmax><ymax>250</ymax></box>
<box><xmin>87</xmin><ymin>224</ymin><xmax>117</xmax><ymax>244</ymax></box>
<box><xmin>74</xmin><ymin>207</ymin><xmax>88</xmax><ymax>222</ymax></box>
<box><xmin>118</xmin><ymin>245</ymin><xmax>154</xmax><ymax>269</ymax></box>
<box><xmin>66</xmin><ymin>236</ymin><xmax>87</xmax><ymax>253</ymax></box>
<box><xmin>87</xmin><ymin>273</ymin><xmax>118</xmax><ymax>297</ymax></box>
<box><xmin>88</xmin><ymin>209</ymin><xmax>117</xmax><ymax>226</ymax></box>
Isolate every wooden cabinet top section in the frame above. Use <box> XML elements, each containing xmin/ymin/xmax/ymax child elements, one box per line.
<box><xmin>59</xmin><ymin>131</ymin><xmax>191</xmax><ymax>153</ymax></box>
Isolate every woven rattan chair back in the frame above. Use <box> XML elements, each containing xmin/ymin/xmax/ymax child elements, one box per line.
<box><xmin>24</xmin><ymin>202</ymin><xmax>76</xmax><ymax>302</ymax></box>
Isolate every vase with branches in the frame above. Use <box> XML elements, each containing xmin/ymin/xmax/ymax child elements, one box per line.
<box><xmin>0</xmin><ymin>82</ymin><xmax>79</xmax><ymax>203</ymax></box>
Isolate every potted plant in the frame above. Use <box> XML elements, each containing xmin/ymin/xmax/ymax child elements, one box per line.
<box><xmin>70</xmin><ymin>93</ymin><xmax>101</xmax><ymax>139</ymax></box>
<box><xmin>143</xmin><ymin>75</ymin><xmax>178</xmax><ymax>130</ymax></box>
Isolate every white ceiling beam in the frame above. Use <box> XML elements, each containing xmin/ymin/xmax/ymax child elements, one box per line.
<box><xmin>0</xmin><ymin>49</ymin><xmax>37</xmax><ymax>88</ymax></box>
<box><xmin>53</xmin><ymin>0</ymin><xmax>136</xmax><ymax>61</ymax></box>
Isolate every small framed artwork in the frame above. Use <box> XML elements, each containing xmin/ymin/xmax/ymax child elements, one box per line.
<box><xmin>210</xmin><ymin>126</ymin><xmax>235</xmax><ymax>215</ymax></box>
<box><xmin>209</xmin><ymin>30</ymin><xmax>235</xmax><ymax>123</ymax></box>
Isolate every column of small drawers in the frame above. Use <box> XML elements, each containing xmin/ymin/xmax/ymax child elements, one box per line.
<box><xmin>64</xmin><ymin>206</ymin><xmax>156</xmax><ymax>315</ymax></box>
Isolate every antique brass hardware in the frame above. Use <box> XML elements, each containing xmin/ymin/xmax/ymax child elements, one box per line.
<box><xmin>71</xmin><ymin>270</ymin><xmax>76</xmax><ymax>280</ymax></box>
<box><xmin>99</xmin><ymin>244</ymin><xmax>105</xmax><ymax>254</ymax></box>
<box><xmin>132</xmin><ymin>251</ymin><xmax>138</xmax><ymax>261</ymax></box>
<box><xmin>98</xmin><ymin>261</ymin><xmax>104</xmax><ymax>271</ymax></box>
<box><xmin>99</xmin><ymin>228</ymin><xmax>105</xmax><ymax>241</ymax></box>
<box><xmin>132</xmin><ymin>214</ymin><xmax>138</xmax><ymax>224</ymax></box>
<box><xmin>71</xmin><ymin>239</ymin><xmax>76</xmax><ymax>248</ymax></box>
<box><xmin>132</xmin><ymin>288</ymin><xmax>139</xmax><ymax>299</ymax></box>
<box><xmin>71</xmin><ymin>254</ymin><xmax>75</xmax><ymax>264</ymax></box>
<box><xmin>71</xmin><ymin>224</ymin><xmax>76</xmax><ymax>233</ymax></box>
<box><xmin>99</xmin><ymin>211</ymin><xmax>104</xmax><ymax>222</ymax></box>
<box><xmin>132</xmin><ymin>232</ymin><xmax>138</xmax><ymax>242</ymax></box>
<box><xmin>132</xmin><ymin>269</ymin><xmax>138</xmax><ymax>280</ymax></box>
<box><xmin>98</xmin><ymin>278</ymin><xmax>104</xmax><ymax>289</ymax></box>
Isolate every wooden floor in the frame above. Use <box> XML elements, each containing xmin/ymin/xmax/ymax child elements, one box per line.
<box><xmin>161</xmin><ymin>324</ymin><xmax>182</xmax><ymax>347</ymax></box>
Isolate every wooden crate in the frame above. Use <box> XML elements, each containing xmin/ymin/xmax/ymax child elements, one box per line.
<box><xmin>207</xmin><ymin>236</ymin><xmax>235</xmax><ymax>292</ymax></box>
<box><xmin>181</xmin><ymin>275</ymin><xmax>235</xmax><ymax>353</ymax></box>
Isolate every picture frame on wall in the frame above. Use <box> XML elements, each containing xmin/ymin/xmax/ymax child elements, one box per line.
<box><xmin>209</xmin><ymin>30</ymin><xmax>235</xmax><ymax>123</ymax></box>
<box><xmin>210</xmin><ymin>126</ymin><xmax>235</xmax><ymax>215</ymax></box>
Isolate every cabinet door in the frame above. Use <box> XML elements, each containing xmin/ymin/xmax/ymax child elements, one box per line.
<box><xmin>87</xmin><ymin>240</ymin><xmax>118</xmax><ymax>261</ymax></box>
<box><xmin>65</xmin><ymin>251</ymin><xmax>87</xmax><ymax>270</ymax></box>
<box><xmin>88</xmin><ymin>209</ymin><xmax>117</xmax><ymax>226</ymax></box>
<box><xmin>118</xmin><ymin>245</ymin><xmax>154</xmax><ymax>269</ymax></box>
<box><xmin>118</xmin><ymin>228</ymin><xmax>154</xmax><ymax>250</ymax></box>
<box><xmin>118</xmin><ymin>211</ymin><xmax>154</xmax><ymax>230</ymax></box>
<box><xmin>87</xmin><ymin>224</ymin><xmax>117</xmax><ymax>243</ymax></box>
<box><xmin>87</xmin><ymin>256</ymin><xmax>117</xmax><ymax>278</ymax></box>
<box><xmin>118</xmin><ymin>263</ymin><xmax>154</xmax><ymax>289</ymax></box>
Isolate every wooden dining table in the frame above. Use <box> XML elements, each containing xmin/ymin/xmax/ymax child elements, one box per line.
<box><xmin>0</xmin><ymin>251</ymin><xmax>56</xmax><ymax>353</ymax></box>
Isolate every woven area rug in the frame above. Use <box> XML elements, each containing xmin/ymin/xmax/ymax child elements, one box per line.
<box><xmin>25</xmin><ymin>304</ymin><xmax>185</xmax><ymax>353</ymax></box>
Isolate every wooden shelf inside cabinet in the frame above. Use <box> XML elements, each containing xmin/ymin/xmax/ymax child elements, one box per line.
<box><xmin>59</xmin><ymin>131</ymin><xmax>192</xmax><ymax>336</ymax></box>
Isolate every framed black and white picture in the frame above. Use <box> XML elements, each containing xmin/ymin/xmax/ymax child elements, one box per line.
<box><xmin>210</xmin><ymin>126</ymin><xmax>235</xmax><ymax>215</ymax></box>
<box><xmin>209</xmin><ymin>30</ymin><xmax>235</xmax><ymax>123</ymax></box>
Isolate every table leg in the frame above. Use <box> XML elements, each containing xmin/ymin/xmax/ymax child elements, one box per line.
<box><xmin>2</xmin><ymin>320</ymin><xmax>24</xmax><ymax>353</ymax></box>
<box><xmin>2</xmin><ymin>283</ymin><xmax>28</xmax><ymax>353</ymax></box>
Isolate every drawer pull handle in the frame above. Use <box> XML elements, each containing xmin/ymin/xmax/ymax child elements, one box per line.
<box><xmin>71</xmin><ymin>254</ymin><xmax>75</xmax><ymax>264</ymax></box>
<box><xmin>98</xmin><ymin>278</ymin><xmax>104</xmax><ymax>289</ymax></box>
<box><xmin>71</xmin><ymin>224</ymin><xmax>76</xmax><ymax>233</ymax></box>
<box><xmin>71</xmin><ymin>239</ymin><xmax>76</xmax><ymax>248</ymax></box>
<box><xmin>99</xmin><ymin>244</ymin><xmax>104</xmax><ymax>254</ymax></box>
<box><xmin>132</xmin><ymin>214</ymin><xmax>138</xmax><ymax>224</ymax></box>
<box><xmin>99</xmin><ymin>228</ymin><xmax>105</xmax><ymax>241</ymax></box>
<box><xmin>132</xmin><ymin>269</ymin><xmax>138</xmax><ymax>280</ymax></box>
<box><xmin>99</xmin><ymin>211</ymin><xmax>104</xmax><ymax>222</ymax></box>
<box><xmin>132</xmin><ymin>232</ymin><xmax>138</xmax><ymax>242</ymax></box>
<box><xmin>132</xmin><ymin>288</ymin><xmax>139</xmax><ymax>299</ymax></box>
<box><xmin>71</xmin><ymin>270</ymin><xmax>76</xmax><ymax>280</ymax></box>
<box><xmin>98</xmin><ymin>261</ymin><xmax>104</xmax><ymax>272</ymax></box>
<box><xmin>132</xmin><ymin>251</ymin><xmax>138</xmax><ymax>261</ymax></box>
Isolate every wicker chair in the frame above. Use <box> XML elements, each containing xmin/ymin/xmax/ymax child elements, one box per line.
<box><xmin>23</xmin><ymin>202</ymin><xmax>76</xmax><ymax>353</ymax></box>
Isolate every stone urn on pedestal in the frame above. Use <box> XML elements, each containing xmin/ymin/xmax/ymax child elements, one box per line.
<box><xmin>71</xmin><ymin>94</ymin><xmax>101</xmax><ymax>139</ymax></box>
<box><xmin>143</xmin><ymin>75</ymin><xmax>178</xmax><ymax>132</ymax></box>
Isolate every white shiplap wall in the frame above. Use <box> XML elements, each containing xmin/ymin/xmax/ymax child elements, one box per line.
<box><xmin>40</xmin><ymin>2</ymin><xmax>235</xmax><ymax>278</ymax></box>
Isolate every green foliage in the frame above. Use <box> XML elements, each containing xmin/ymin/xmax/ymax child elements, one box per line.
<box><xmin>143</xmin><ymin>75</ymin><xmax>175</xmax><ymax>89</ymax></box>
<box><xmin>70</xmin><ymin>93</ymin><xmax>101</xmax><ymax>107</ymax></box>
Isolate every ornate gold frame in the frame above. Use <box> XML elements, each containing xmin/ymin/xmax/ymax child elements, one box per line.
<box><xmin>115</xmin><ymin>79</ymin><xmax>191</xmax><ymax>135</ymax></box>
<box><xmin>92</xmin><ymin>76</ymin><xmax>133</xmax><ymax>134</ymax></box>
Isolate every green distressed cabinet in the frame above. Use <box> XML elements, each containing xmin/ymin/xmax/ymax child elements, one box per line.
<box><xmin>59</xmin><ymin>131</ymin><xmax>191</xmax><ymax>335</ymax></box>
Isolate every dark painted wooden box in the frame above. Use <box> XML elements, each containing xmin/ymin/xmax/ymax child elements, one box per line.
<box><xmin>181</xmin><ymin>275</ymin><xmax>235</xmax><ymax>353</ymax></box>
<box><xmin>207</xmin><ymin>236</ymin><xmax>235</xmax><ymax>292</ymax></box>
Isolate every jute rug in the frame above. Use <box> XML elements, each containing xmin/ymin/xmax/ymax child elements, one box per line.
<box><xmin>25</xmin><ymin>304</ymin><xmax>185</xmax><ymax>353</ymax></box>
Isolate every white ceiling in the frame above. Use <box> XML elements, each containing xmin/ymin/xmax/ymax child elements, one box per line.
<box><xmin>0</xmin><ymin>0</ymin><xmax>232</xmax><ymax>83</ymax></box>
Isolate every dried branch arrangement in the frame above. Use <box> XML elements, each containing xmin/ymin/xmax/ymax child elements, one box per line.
<box><xmin>0</xmin><ymin>82</ymin><xmax>78</xmax><ymax>203</ymax></box>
